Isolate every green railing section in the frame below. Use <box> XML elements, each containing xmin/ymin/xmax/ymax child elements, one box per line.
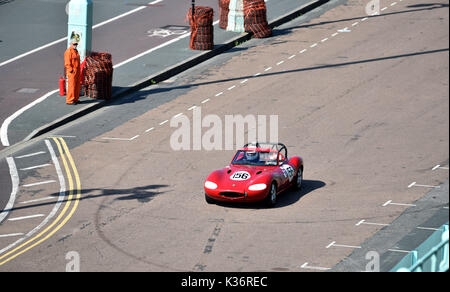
<box><xmin>391</xmin><ymin>223</ymin><xmax>449</xmax><ymax>272</ymax></box>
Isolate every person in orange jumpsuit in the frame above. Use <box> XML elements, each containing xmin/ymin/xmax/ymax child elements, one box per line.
<box><xmin>64</xmin><ymin>38</ymin><xmax>81</xmax><ymax>105</ymax></box>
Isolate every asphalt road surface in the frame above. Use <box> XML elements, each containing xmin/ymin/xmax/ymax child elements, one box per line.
<box><xmin>0</xmin><ymin>0</ymin><xmax>448</xmax><ymax>272</ymax></box>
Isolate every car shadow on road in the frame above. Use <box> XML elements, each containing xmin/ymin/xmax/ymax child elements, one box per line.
<box><xmin>212</xmin><ymin>179</ymin><xmax>326</xmax><ymax>209</ymax></box>
<box><xmin>1</xmin><ymin>184</ymin><xmax>170</xmax><ymax>215</ymax></box>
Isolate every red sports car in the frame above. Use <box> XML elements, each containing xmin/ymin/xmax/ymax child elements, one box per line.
<box><xmin>204</xmin><ymin>142</ymin><xmax>304</xmax><ymax>207</ymax></box>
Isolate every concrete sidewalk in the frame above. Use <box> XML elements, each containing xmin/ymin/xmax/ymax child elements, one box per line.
<box><xmin>5</xmin><ymin>0</ymin><xmax>329</xmax><ymax>150</ymax></box>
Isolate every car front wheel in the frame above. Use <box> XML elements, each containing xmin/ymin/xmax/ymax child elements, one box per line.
<box><xmin>264</xmin><ymin>183</ymin><xmax>277</xmax><ymax>207</ymax></box>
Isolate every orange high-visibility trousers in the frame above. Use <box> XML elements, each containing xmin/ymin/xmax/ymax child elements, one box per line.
<box><xmin>64</xmin><ymin>47</ymin><xmax>81</xmax><ymax>104</ymax></box>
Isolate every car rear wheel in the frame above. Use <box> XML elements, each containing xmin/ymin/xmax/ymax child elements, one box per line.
<box><xmin>264</xmin><ymin>183</ymin><xmax>277</xmax><ymax>207</ymax></box>
<box><xmin>294</xmin><ymin>168</ymin><xmax>303</xmax><ymax>190</ymax></box>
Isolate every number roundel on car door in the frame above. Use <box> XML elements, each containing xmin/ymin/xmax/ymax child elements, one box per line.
<box><xmin>230</xmin><ymin>171</ymin><xmax>251</xmax><ymax>181</ymax></box>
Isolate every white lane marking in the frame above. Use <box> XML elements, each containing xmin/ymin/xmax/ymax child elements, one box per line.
<box><xmin>310</xmin><ymin>43</ymin><xmax>318</xmax><ymax>48</ymax></box>
<box><xmin>215</xmin><ymin>92</ymin><xmax>224</xmax><ymax>96</ymax></box>
<box><xmin>382</xmin><ymin>200</ymin><xmax>416</xmax><ymax>207</ymax></box>
<box><xmin>408</xmin><ymin>182</ymin><xmax>440</xmax><ymax>189</ymax></box>
<box><xmin>326</xmin><ymin>241</ymin><xmax>336</xmax><ymax>249</ymax></box>
<box><xmin>19</xmin><ymin>196</ymin><xmax>55</xmax><ymax>204</ymax></box>
<box><xmin>0</xmin><ymin>233</ymin><xmax>24</xmax><ymax>238</ymax></box>
<box><xmin>22</xmin><ymin>180</ymin><xmax>56</xmax><ymax>188</ymax></box>
<box><xmin>201</xmin><ymin>98</ymin><xmax>210</xmax><ymax>104</ymax></box>
<box><xmin>417</xmin><ymin>227</ymin><xmax>440</xmax><ymax>231</ymax></box>
<box><xmin>361</xmin><ymin>17</ymin><xmax>368</xmax><ymax>21</ymax></box>
<box><xmin>388</xmin><ymin>249</ymin><xmax>411</xmax><ymax>253</ymax></box>
<box><xmin>188</xmin><ymin>106</ymin><xmax>197</xmax><ymax>111</ymax></box>
<box><xmin>102</xmin><ymin>136</ymin><xmax>137</xmax><ymax>141</ymax></box>
<box><xmin>0</xmin><ymin>0</ymin><xmax>164</xmax><ymax>68</ymax></box>
<box><xmin>0</xmin><ymin>157</ymin><xmax>19</xmax><ymax>224</ymax></box>
<box><xmin>264</xmin><ymin>67</ymin><xmax>272</xmax><ymax>72</ymax></box>
<box><xmin>8</xmin><ymin>214</ymin><xmax>45</xmax><ymax>222</ymax></box>
<box><xmin>228</xmin><ymin>85</ymin><xmax>236</xmax><ymax>90</ymax></box>
<box><xmin>1</xmin><ymin>89</ymin><xmax>58</xmax><ymax>147</ymax></box>
<box><xmin>338</xmin><ymin>27</ymin><xmax>351</xmax><ymax>33</ymax></box>
<box><xmin>288</xmin><ymin>55</ymin><xmax>296</xmax><ymax>59</ymax></box>
<box><xmin>276</xmin><ymin>61</ymin><xmax>284</xmax><ymax>66</ymax></box>
<box><xmin>331</xmin><ymin>32</ymin><xmax>339</xmax><ymax>37</ymax></box>
<box><xmin>301</xmin><ymin>262</ymin><xmax>331</xmax><ymax>271</ymax></box>
<box><xmin>381</xmin><ymin>7</ymin><xmax>388</xmax><ymax>11</ymax></box>
<box><xmin>240</xmin><ymin>79</ymin><xmax>249</xmax><ymax>84</ymax></box>
<box><xmin>299</xmin><ymin>49</ymin><xmax>307</xmax><ymax>54</ymax></box>
<box><xmin>20</xmin><ymin>164</ymin><xmax>51</xmax><ymax>171</ymax></box>
<box><xmin>432</xmin><ymin>165</ymin><xmax>449</xmax><ymax>170</ymax></box>
<box><xmin>356</xmin><ymin>220</ymin><xmax>390</xmax><ymax>227</ymax></box>
<box><xmin>159</xmin><ymin>120</ymin><xmax>169</xmax><ymax>125</ymax></box>
<box><xmin>253</xmin><ymin>72</ymin><xmax>261</xmax><ymax>77</ymax></box>
<box><xmin>391</xmin><ymin>2</ymin><xmax>397</xmax><ymax>6</ymax></box>
<box><xmin>15</xmin><ymin>152</ymin><xmax>46</xmax><ymax>159</ymax></box>
<box><xmin>321</xmin><ymin>38</ymin><xmax>328</xmax><ymax>42</ymax></box>
<box><xmin>145</xmin><ymin>127</ymin><xmax>155</xmax><ymax>133</ymax></box>
<box><xmin>326</xmin><ymin>241</ymin><xmax>361</xmax><ymax>249</ymax></box>
<box><xmin>0</xmin><ymin>140</ymin><xmax>66</xmax><ymax>256</ymax></box>
<box><xmin>352</xmin><ymin>22</ymin><xmax>359</xmax><ymax>26</ymax></box>
<box><xmin>173</xmin><ymin>113</ymin><xmax>183</xmax><ymax>119</ymax></box>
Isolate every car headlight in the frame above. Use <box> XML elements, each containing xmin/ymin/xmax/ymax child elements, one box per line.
<box><xmin>204</xmin><ymin>181</ymin><xmax>218</xmax><ymax>190</ymax></box>
<box><xmin>248</xmin><ymin>183</ymin><xmax>267</xmax><ymax>191</ymax></box>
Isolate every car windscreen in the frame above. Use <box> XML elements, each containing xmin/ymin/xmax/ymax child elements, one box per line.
<box><xmin>232</xmin><ymin>150</ymin><xmax>280</xmax><ymax>166</ymax></box>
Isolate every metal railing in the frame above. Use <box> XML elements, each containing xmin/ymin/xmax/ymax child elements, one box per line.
<box><xmin>392</xmin><ymin>224</ymin><xmax>449</xmax><ymax>272</ymax></box>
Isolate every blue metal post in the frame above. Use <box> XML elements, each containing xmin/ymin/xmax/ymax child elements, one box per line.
<box><xmin>67</xmin><ymin>0</ymin><xmax>93</xmax><ymax>62</ymax></box>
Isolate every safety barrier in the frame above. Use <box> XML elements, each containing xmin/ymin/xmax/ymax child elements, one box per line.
<box><xmin>391</xmin><ymin>224</ymin><xmax>449</xmax><ymax>272</ymax></box>
<box><xmin>243</xmin><ymin>0</ymin><xmax>272</xmax><ymax>38</ymax></box>
<box><xmin>219</xmin><ymin>0</ymin><xmax>230</xmax><ymax>29</ymax></box>
<box><xmin>188</xmin><ymin>6</ymin><xmax>214</xmax><ymax>50</ymax></box>
<box><xmin>227</xmin><ymin>0</ymin><xmax>245</xmax><ymax>32</ymax></box>
<box><xmin>84</xmin><ymin>52</ymin><xmax>113</xmax><ymax>100</ymax></box>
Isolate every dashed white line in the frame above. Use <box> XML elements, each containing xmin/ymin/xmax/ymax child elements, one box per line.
<box><xmin>381</xmin><ymin>7</ymin><xmax>388</xmax><ymax>11</ymax></box>
<box><xmin>276</xmin><ymin>61</ymin><xmax>284</xmax><ymax>66</ymax></box>
<box><xmin>326</xmin><ymin>241</ymin><xmax>361</xmax><ymax>249</ymax></box>
<box><xmin>288</xmin><ymin>55</ymin><xmax>296</xmax><ymax>59</ymax></box>
<box><xmin>240</xmin><ymin>79</ymin><xmax>249</xmax><ymax>84</ymax></box>
<box><xmin>264</xmin><ymin>67</ymin><xmax>272</xmax><ymax>72</ymax></box>
<box><xmin>145</xmin><ymin>127</ymin><xmax>155</xmax><ymax>133</ymax></box>
<box><xmin>383</xmin><ymin>200</ymin><xmax>416</xmax><ymax>207</ymax></box>
<box><xmin>417</xmin><ymin>227</ymin><xmax>440</xmax><ymax>231</ymax></box>
<box><xmin>253</xmin><ymin>72</ymin><xmax>261</xmax><ymax>77</ymax></box>
<box><xmin>388</xmin><ymin>249</ymin><xmax>411</xmax><ymax>253</ymax></box>
<box><xmin>321</xmin><ymin>38</ymin><xmax>328</xmax><ymax>42</ymax></box>
<box><xmin>15</xmin><ymin>151</ymin><xmax>46</xmax><ymax>159</ymax></box>
<box><xmin>20</xmin><ymin>164</ymin><xmax>51</xmax><ymax>171</ymax></box>
<box><xmin>201</xmin><ymin>98</ymin><xmax>211</xmax><ymax>104</ymax></box>
<box><xmin>331</xmin><ymin>32</ymin><xmax>339</xmax><ymax>37</ymax></box>
<box><xmin>173</xmin><ymin>113</ymin><xmax>183</xmax><ymax>119</ymax></box>
<box><xmin>19</xmin><ymin>196</ymin><xmax>55</xmax><ymax>204</ymax></box>
<box><xmin>188</xmin><ymin>106</ymin><xmax>197</xmax><ymax>111</ymax></box>
<box><xmin>299</xmin><ymin>49</ymin><xmax>307</xmax><ymax>54</ymax></box>
<box><xmin>352</xmin><ymin>22</ymin><xmax>359</xmax><ymax>26</ymax></box>
<box><xmin>356</xmin><ymin>219</ymin><xmax>390</xmax><ymax>227</ymax></box>
<box><xmin>0</xmin><ymin>233</ymin><xmax>24</xmax><ymax>239</ymax></box>
<box><xmin>159</xmin><ymin>120</ymin><xmax>169</xmax><ymax>126</ymax></box>
<box><xmin>301</xmin><ymin>262</ymin><xmax>331</xmax><ymax>271</ymax></box>
<box><xmin>391</xmin><ymin>2</ymin><xmax>397</xmax><ymax>6</ymax></box>
<box><xmin>22</xmin><ymin>180</ymin><xmax>56</xmax><ymax>188</ymax></box>
<box><xmin>8</xmin><ymin>214</ymin><xmax>45</xmax><ymax>222</ymax></box>
<box><xmin>228</xmin><ymin>85</ymin><xmax>236</xmax><ymax>90</ymax></box>
<box><xmin>310</xmin><ymin>43</ymin><xmax>318</xmax><ymax>48</ymax></box>
<box><xmin>361</xmin><ymin>17</ymin><xmax>368</xmax><ymax>21</ymax></box>
<box><xmin>215</xmin><ymin>92</ymin><xmax>224</xmax><ymax>96</ymax></box>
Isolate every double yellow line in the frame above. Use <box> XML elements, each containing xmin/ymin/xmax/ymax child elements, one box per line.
<box><xmin>0</xmin><ymin>137</ymin><xmax>81</xmax><ymax>266</ymax></box>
